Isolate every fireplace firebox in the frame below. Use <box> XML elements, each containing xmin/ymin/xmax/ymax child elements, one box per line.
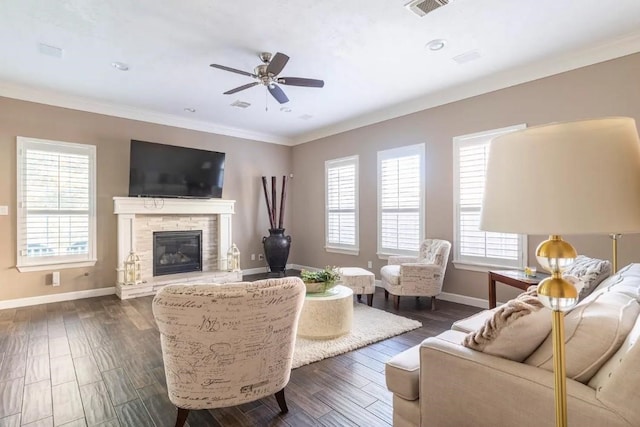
<box><xmin>153</xmin><ymin>230</ymin><xmax>203</xmax><ymax>276</ymax></box>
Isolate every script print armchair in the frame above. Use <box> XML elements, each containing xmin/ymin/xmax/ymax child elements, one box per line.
<box><xmin>380</xmin><ymin>239</ymin><xmax>451</xmax><ymax>310</ymax></box>
<box><xmin>152</xmin><ymin>277</ymin><xmax>306</xmax><ymax>427</ymax></box>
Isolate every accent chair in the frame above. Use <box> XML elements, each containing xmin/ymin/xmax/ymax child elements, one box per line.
<box><xmin>152</xmin><ymin>277</ymin><xmax>306</xmax><ymax>427</ymax></box>
<box><xmin>380</xmin><ymin>239</ymin><xmax>451</xmax><ymax>310</ymax></box>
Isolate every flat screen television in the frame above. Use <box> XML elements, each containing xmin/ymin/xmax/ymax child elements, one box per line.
<box><xmin>129</xmin><ymin>140</ymin><xmax>225</xmax><ymax>198</ymax></box>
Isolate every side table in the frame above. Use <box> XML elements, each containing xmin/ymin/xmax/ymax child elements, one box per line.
<box><xmin>487</xmin><ymin>270</ymin><xmax>549</xmax><ymax>309</ymax></box>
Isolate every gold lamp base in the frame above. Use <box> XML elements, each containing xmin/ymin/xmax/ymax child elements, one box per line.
<box><xmin>536</xmin><ymin>235</ymin><xmax>579</xmax><ymax>427</ymax></box>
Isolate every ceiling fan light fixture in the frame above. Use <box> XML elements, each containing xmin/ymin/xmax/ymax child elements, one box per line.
<box><xmin>211</xmin><ymin>51</ymin><xmax>324</xmax><ymax>103</ymax></box>
<box><xmin>426</xmin><ymin>39</ymin><xmax>447</xmax><ymax>51</ymax></box>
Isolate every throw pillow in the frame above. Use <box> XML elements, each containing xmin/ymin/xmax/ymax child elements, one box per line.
<box><xmin>563</xmin><ymin>255</ymin><xmax>611</xmax><ymax>299</ymax></box>
<box><xmin>525</xmin><ymin>289</ymin><xmax>640</xmax><ymax>383</ymax></box>
<box><xmin>463</xmin><ymin>289</ymin><xmax>551</xmax><ymax>362</ymax></box>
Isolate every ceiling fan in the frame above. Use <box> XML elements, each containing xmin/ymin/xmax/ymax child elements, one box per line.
<box><xmin>210</xmin><ymin>52</ymin><xmax>324</xmax><ymax>104</ymax></box>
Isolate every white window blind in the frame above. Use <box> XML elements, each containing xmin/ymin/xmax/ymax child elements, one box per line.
<box><xmin>325</xmin><ymin>156</ymin><xmax>359</xmax><ymax>254</ymax></box>
<box><xmin>453</xmin><ymin>125</ymin><xmax>527</xmax><ymax>269</ymax></box>
<box><xmin>377</xmin><ymin>143</ymin><xmax>425</xmax><ymax>256</ymax></box>
<box><xmin>17</xmin><ymin>137</ymin><xmax>97</xmax><ymax>272</ymax></box>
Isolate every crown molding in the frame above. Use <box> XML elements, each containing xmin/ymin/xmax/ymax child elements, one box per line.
<box><xmin>292</xmin><ymin>31</ymin><xmax>640</xmax><ymax>145</ymax></box>
<box><xmin>0</xmin><ymin>81</ymin><xmax>294</xmax><ymax>146</ymax></box>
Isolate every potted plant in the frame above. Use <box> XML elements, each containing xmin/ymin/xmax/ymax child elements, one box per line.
<box><xmin>301</xmin><ymin>266</ymin><xmax>341</xmax><ymax>294</ymax></box>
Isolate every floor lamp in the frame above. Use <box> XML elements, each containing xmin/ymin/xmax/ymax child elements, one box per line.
<box><xmin>479</xmin><ymin>117</ymin><xmax>640</xmax><ymax>427</ymax></box>
<box><xmin>609</xmin><ymin>233</ymin><xmax>622</xmax><ymax>273</ymax></box>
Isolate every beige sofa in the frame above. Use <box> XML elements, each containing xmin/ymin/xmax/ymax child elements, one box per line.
<box><xmin>386</xmin><ymin>264</ymin><xmax>640</xmax><ymax>427</ymax></box>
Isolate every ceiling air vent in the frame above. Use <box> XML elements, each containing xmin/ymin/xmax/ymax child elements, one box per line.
<box><xmin>405</xmin><ymin>0</ymin><xmax>449</xmax><ymax>17</ymax></box>
<box><xmin>230</xmin><ymin>100</ymin><xmax>251</xmax><ymax>108</ymax></box>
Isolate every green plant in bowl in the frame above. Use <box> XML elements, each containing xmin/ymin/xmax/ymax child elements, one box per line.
<box><xmin>301</xmin><ymin>266</ymin><xmax>341</xmax><ymax>294</ymax></box>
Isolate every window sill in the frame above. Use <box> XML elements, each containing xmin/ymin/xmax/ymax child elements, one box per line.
<box><xmin>17</xmin><ymin>259</ymin><xmax>97</xmax><ymax>273</ymax></box>
<box><xmin>325</xmin><ymin>247</ymin><xmax>359</xmax><ymax>256</ymax></box>
<box><xmin>376</xmin><ymin>251</ymin><xmax>418</xmax><ymax>260</ymax></box>
<box><xmin>453</xmin><ymin>261</ymin><xmax>523</xmax><ymax>273</ymax></box>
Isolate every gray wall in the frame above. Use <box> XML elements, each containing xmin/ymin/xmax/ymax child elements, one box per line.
<box><xmin>0</xmin><ymin>97</ymin><xmax>291</xmax><ymax>300</ymax></box>
<box><xmin>290</xmin><ymin>52</ymin><xmax>640</xmax><ymax>304</ymax></box>
<box><xmin>3</xmin><ymin>52</ymin><xmax>640</xmax><ymax>304</ymax></box>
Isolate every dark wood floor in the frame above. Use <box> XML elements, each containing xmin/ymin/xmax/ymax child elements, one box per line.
<box><xmin>0</xmin><ymin>274</ymin><xmax>480</xmax><ymax>427</ymax></box>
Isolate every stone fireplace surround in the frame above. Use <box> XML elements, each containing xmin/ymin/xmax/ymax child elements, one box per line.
<box><xmin>113</xmin><ymin>197</ymin><xmax>242</xmax><ymax>299</ymax></box>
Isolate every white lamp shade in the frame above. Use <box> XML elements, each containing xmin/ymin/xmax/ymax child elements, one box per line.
<box><xmin>480</xmin><ymin>117</ymin><xmax>640</xmax><ymax>235</ymax></box>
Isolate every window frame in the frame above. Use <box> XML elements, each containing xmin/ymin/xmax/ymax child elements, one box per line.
<box><xmin>377</xmin><ymin>143</ymin><xmax>425</xmax><ymax>259</ymax></box>
<box><xmin>452</xmin><ymin>124</ymin><xmax>527</xmax><ymax>271</ymax></box>
<box><xmin>16</xmin><ymin>136</ymin><xmax>98</xmax><ymax>272</ymax></box>
<box><xmin>325</xmin><ymin>155</ymin><xmax>359</xmax><ymax>255</ymax></box>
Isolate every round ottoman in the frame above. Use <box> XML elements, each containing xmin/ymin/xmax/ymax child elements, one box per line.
<box><xmin>297</xmin><ymin>285</ymin><xmax>354</xmax><ymax>339</ymax></box>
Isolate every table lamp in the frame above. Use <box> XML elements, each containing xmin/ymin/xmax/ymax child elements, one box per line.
<box><xmin>479</xmin><ymin>117</ymin><xmax>640</xmax><ymax>427</ymax></box>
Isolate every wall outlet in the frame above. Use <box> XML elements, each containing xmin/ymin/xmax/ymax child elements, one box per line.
<box><xmin>251</xmin><ymin>253</ymin><xmax>256</xmax><ymax>261</ymax></box>
<box><xmin>0</xmin><ymin>205</ymin><xmax>8</xmax><ymax>215</ymax></box>
<box><xmin>258</xmin><ymin>254</ymin><xmax>264</xmax><ymax>261</ymax></box>
<box><xmin>52</xmin><ymin>271</ymin><xmax>60</xmax><ymax>286</ymax></box>
<box><xmin>367</xmin><ymin>261</ymin><xmax>372</xmax><ymax>269</ymax></box>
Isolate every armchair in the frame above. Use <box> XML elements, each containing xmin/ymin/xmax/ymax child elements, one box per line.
<box><xmin>380</xmin><ymin>239</ymin><xmax>451</xmax><ymax>310</ymax></box>
<box><xmin>152</xmin><ymin>277</ymin><xmax>306</xmax><ymax>427</ymax></box>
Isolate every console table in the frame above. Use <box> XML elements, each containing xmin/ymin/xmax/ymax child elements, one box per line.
<box><xmin>487</xmin><ymin>269</ymin><xmax>549</xmax><ymax>308</ymax></box>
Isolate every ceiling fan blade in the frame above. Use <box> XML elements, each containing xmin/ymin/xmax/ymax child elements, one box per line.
<box><xmin>266</xmin><ymin>52</ymin><xmax>289</xmax><ymax>76</ymax></box>
<box><xmin>278</xmin><ymin>77</ymin><xmax>325</xmax><ymax>88</ymax></box>
<box><xmin>224</xmin><ymin>82</ymin><xmax>260</xmax><ymax>95</ymax></box>
<box><xmin>210</xmin><ymin>64</ymin><xmax>256</xmax><ymax>78</ymax></box>
<box><xmin>268</xmin><ymin>84</ymin><xmax>289</xmax><ymax>104</ymax></box>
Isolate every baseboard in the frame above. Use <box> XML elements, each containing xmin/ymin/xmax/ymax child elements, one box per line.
<box><xmin>0</xmin><ymin>287</ymin><xmax>116</xmax><ymax>310</ymax></box>
<box><xmin>374</xmin><ymin>279</ymin><xmax>489</xmax><ymax>309</ymax></box>
<box><xmin>289</xmin><ymin>263</ymin><xmax>317</xmax><ymax>272</ymax></box>
<box><xmin>438</xmin><ymin>292</ymin><xmax>489</xmax><ymax>309</ymax></box>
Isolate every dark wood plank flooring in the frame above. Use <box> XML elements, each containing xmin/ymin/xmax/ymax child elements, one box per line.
<box><xmin>0</xmin><ymin>273</ymin><xmax>480</xmax><ymax>426</ymax></box>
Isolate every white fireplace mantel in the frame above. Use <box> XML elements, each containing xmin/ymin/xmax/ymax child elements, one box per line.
<box><xmin>113</xmin><ymin>197</ymin><xmax>237</xmax><ymax>298</ymax></box>
<box><xmin>113</xmin><ymin>197</ymin><xmax>235</xmax><ymax>215</ymax></box>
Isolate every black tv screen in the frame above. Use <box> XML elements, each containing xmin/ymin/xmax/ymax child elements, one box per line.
<box><xmin>129</xmin><ymin>140</ymin><xmax>225</xmax><ymax>198</ymax></box>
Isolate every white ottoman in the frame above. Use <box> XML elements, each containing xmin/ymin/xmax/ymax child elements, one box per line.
<box><xmin>297</xmin><ymin>285</ymin><xmax>353</xmax><ymax>339</ymax></box>
<box><xmin>340</xmin><ymin>267</ymin><xmax>376</xmax><ymax>306</ymax></box>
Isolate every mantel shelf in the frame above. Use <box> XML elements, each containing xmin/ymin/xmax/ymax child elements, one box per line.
<box><xmin>113</xmin><ymin>196</ymin><xmax>235</xmax><ymax>215</ymax></box>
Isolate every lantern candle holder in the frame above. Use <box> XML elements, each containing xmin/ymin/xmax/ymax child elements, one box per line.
<box><xmin>124</xmin><ymin>250</ymin><xmax>141</xmax><ymax>285</ymax></box>
<box><xmin>227</xmin><ymin>243</ymin><xmax>241</xmax><ymax>272</ymax></box>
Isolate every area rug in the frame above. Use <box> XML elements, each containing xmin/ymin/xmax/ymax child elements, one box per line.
<box><xmin>292</xmin><ymin>304</ymin><xmax>422</xmax><ymax>368</ymax></box>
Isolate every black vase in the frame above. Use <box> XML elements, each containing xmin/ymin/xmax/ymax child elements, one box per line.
<box><xmin>262</xmin><ymin>228</ymin><xmax>291</xmax><ymax>276</ymax></box>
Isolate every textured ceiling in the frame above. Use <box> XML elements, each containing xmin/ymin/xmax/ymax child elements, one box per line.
<box><xmin>1</xmin><ymin>0</ymin><xmax>640</xmax><ymax>145</ymax></box>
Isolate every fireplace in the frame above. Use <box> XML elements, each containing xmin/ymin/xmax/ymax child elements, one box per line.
<box><xmin>153</xmin><ymin>230</ymin><xmax>203</xmax><ymax>276</ymax></box>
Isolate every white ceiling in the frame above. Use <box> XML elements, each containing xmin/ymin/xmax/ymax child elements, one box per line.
<box><xmin>2</xmin><ymin>0</ymin><xmax>640</xmax><ymax>145</ymax></box>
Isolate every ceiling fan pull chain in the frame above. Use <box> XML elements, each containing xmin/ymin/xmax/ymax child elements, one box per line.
<box><xmin>265</xmin><ymin>87</ymin><xmax>268</xmax><ymax>112</ymax></box>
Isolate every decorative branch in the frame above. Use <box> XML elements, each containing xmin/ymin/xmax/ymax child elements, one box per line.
<box><xmin>278</xmin><ymin>176</ymin><xmax>287</xmax><ymax>229</ymax></box>
<box><xmin>261</xmin><ymin>176</ymin><xmax>275</xmax><ymax>229</ymax></box>
<box><xmin>271</xmin><ymin>176</ymin><xmax>277</xmax><ymax>229</ymax></box>
<box><xmin>262</xmin><ymin>175</ymin><xmax>288</xmax><ymax>230</ymax></box>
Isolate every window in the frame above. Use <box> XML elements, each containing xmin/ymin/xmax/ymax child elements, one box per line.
<box><xmin>325</xmin><ymin>155</ymin><xmax>359</xmax><ymax>255</ymax></box>
<box><xmin>377</xmin><ymin>143</ymin><xmax>425</xmax><ymax>257</ymax></box>
<box><xmin>17</xmin><ymin>137</ymin><xmax>97</xmax><ymax>272</ymax></box>
<box><xmin>453</xmin><ymin>125</ymin><xmax>527</xmax><ymax>270</ymax></box>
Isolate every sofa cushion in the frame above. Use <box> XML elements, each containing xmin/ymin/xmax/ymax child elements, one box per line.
<box><xmin>590</xmin><ymin>263</ymin><xmax>640</xmax><ymax>299</ymax></box>
<box><xmin>525</xmin><ymin>288</ymin><xmax>640</xmax><ymax>383</ymax></box>
<box><xmin>563</xmin><ymin>255</ymin><xmax>611</xmax><ymax>299</ymax></box>
<box><xmin>386</xmin><ymin>345</ymin><xmax>420</xmax><ymax>400</ymax></box>
<box><xmin>462</xmin><ymin>289</ymin><xmax>551</xmax><ymax>362</ymax></box>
